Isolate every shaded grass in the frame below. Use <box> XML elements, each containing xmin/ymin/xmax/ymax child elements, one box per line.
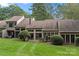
<box><xmin>0</xmin><ymin>38</ymin><xmax>79</xmax><ymax>56</ymax></box>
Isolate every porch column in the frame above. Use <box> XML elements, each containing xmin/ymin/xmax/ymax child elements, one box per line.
<box><xmin>54</xmin><ymin>32</ymin><xmax>55</xmax><ymax>35</ymax></box>
<box><xmin>64</xmin><ymin>34</ymin><xmax>66</xmax><ymax>44</ymax></box>
<box><xmin>14</xmin><ymin>30</ymin><xmax>16</xmax><ymax>38</ymax></box>
<box><xmin>49</xmin><ymin>32</ymin><xmax>51</xmax><ymax>40</ymax></box>
<box><xmin>42</xmin><ymin>31</ymin><xmax>44</xmax><ymax>39</ymax></box>
<box><xmin>20</xmin><ymin>28</ymin><xmax>21</xmax><ymax>32</ymax></box>
<box><xmin>74</xmin><ymin>34</ymin><xmax>76</xmax><ymax>45</ymax></box>
<box><xmin>34</xmin><ymin>29</ymin><xmax>36</xmax><ymax>40</ymax></box>
<box><xmin>69</xmin><ymin>34</ymin><xmax>71</xmax><ymax>44</ymax></box>
<box><xmin>58</xmin><ymin>31</ymin><xmax>60</xmax><ymax>35</ymax></box>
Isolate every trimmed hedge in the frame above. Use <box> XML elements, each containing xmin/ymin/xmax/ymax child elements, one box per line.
<box><xmin>50</xmin><ymin>35</ymin><xmax>64</xmax><ymax>45</ymax></box>
<box><xmin>18</xmin><ymin>30</ymin><xmax>30</xmax><ymax>41</ymax></box>
<box><xmin>75</xmin><ymin>37</ymin><xmax>79</xmax><ymax>46</ymax></box>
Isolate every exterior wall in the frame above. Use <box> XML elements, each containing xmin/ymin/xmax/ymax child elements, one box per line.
<box><xmin>2</xmin><ymin>29</ymin><xmax>7</xmax><ymax>37</ymax></box>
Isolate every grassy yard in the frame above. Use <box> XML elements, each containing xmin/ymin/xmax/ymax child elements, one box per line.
<box><xmin>0</xmin><ymin>38</ymin><xmax>79</xmax><ymax>56</ymax></box>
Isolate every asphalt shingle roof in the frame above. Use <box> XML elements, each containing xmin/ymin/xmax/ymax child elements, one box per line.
<box><xmin>6</xmin><ymin>16</ymin><xmax>23</xmax><ymax>22</ymax></box>
<box><xmin>59</xmin><ymin>20</ymin><xmax>79</xmax><ymax>32</ymax></box>
<box><xmin>16</xmin><ymin>19</ymin><xmax>58</xmax><ymax>29</ymax></box>
<box><xmin>0</xmin><ymin>20</ymin><xmax>6</xmax><ymax>28</ymax></box>
<box><xmin>0</xmin><ymin>16</ymin><xmax>79</xmax><ymax>32</ymax></box>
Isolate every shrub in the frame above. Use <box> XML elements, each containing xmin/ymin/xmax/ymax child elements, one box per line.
<box><xmin>75</xmin><ymin>37</ymin><xmax>79</xmax><ymax>46</ymax></box>
<box><xmin>50</xmin><ymin>35</ymin><xmax>64</xmax><ymax>45</ymax></box>
<box><xmin>18</xmin><ymin>30</ymin><xmax>30</xmax><ymax>41</ymax></box>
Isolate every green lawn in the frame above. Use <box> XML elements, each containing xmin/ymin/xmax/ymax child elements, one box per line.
<box><xmin>0</xmin><ymin>38</ymin><xmax>79</xmax><ymax>56</ymax></box>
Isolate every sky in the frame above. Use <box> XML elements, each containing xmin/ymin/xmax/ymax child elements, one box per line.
<box><xmin>16</xmin><ymin>3</ymin><xmax>32</xmax><ymax>14</ymax></box>
<box><xmin>0</xmin><ymin>3</ymin><xmax>32</xmax><ymax>14</ymax></box>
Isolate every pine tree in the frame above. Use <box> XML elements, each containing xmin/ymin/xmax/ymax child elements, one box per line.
<box><xmin>32</xmin><ymin>3</ymin><xmax>53</xmax><ymax>20</ymax></box>
<box><xmin>58</xmin><ymin>3</ymin><xmax>79</xmax><ymax>19</ymax></box>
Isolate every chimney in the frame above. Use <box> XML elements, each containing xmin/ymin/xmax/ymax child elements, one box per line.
<box><xmin>29</xmin><ymin>17</ymin><xmax>35</xmax><ymax>25</ymax></box>
<box><xmin>29</xmin><ymin>18</ymin><xmax>31</xmax><ymax>25</ymax></box>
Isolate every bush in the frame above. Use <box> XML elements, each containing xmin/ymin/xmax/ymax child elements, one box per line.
<box><xmin>50</xmin><ymin>35</ymin><xmax>64</xmax><ymax>45</ymax></box>
<box><xmin>18</xmin><ymin>30</ymin><xmax>30</xmax><ymax>41</ymax></box>
<box><xmin>75</xmin><ymin>37</ymin><xmax>79</xmax><ymax>46</ymax></box>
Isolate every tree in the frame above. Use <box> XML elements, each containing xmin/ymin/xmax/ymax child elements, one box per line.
<box><xmin>31</xmin><ymin>3</ymin><xmax>53</xmax><ymax>20</ymax></box>
<box><xmin>58</xmin><ymin>3</ymin><xmax>79</xmax><ymax>19</ymax></box>
<box><xmin>18</xmin><ymin>30</ymin><xmax>30</xmax><ymax>41</ymax></box>
<box><xmin>0</xmin><ymin>4</ymin><xmax>30</xmax><ymax>20</ymax></box>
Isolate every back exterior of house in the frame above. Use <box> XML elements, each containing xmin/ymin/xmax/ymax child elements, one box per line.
<box><xmin>0</xmin><ymin>16</ymin><xmax>79</xmax><ymax>44</ymax></box>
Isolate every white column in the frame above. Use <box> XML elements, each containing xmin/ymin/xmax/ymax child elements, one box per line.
<box><xmin>54</xmin><ymin>32</ymin><xmax>55</xmax><ymax>35</ymax></box>
<box><xmin>58</xmin><ymin>31</ymin><xmax>60</xmax><ymax>35</ymax></box>
<box><xmin>64</xmin><ymin>34</ymin><xmax>66</xmax><ymax>44</ymax></box>
<box><xmin>49</xmin><ymin>32</ymin><xmax>51</xmax><ymax>40</ymax></box>
<box><xmin>20</xmin><ymin>28</ymin><xmax>21</xmax><ymax>32</ymax></box>
<box><xmin>58</xmin><ymin>33</ymin><xmax>60</xmax><ymax>35</ymax></box>
<box><xmin>42</xmin><ymin>31</ymin><xmax>44</xmax><ymax>39</ymax></box>
<box><xmin>34</xmin><ymin>29</ymin><xmax>36</xmax><ymax>40</ymax></box>
<box><xmin>69</xmin><ymin>34</ymin><xmax>71</xmax><ymax>44</ymax></box>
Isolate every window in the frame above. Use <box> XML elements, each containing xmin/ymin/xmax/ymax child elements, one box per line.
<box><xmin>8</xmin><ymin>22</ymin><xmax>16</xmax><ymax>27</ymax></box>
<box><xmin>76</xmin><ymin>35</ymin><xmax>79</xmax><ymax>37</ymax></box>
<box><xmin>15</xmin><ymin>28</ymin><xmax>20</xmax><ymax>30</ymax></box>
<box><xmin>36</xmin><ymin>30</ymin><xmax>42</xmax><ymax>32</ymax></box>
<box><xmin>15</xmin><ymin>31</ymin><xmax>19</xmax><ymax>37</ymax></box>
<box><xmin>9</xmin><ymin>23</ymin><xmax>13</xmax><ymax>27</ymax></box>
<box><xmin>21</xmin><ymin>28</ymin><xmax>25</xmax><ymax>31</ymax></box>
<box><xmin>28</xmin><ymin>30</ymin><xmax>33</xmax><ymax>32</ymax></box>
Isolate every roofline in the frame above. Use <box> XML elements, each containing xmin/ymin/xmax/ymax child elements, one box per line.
<box><xmin>60</xmin><ymin>31</ymin><xmax>79</xmax><ymax>32</ymax></box>
<box><xmin>42</xmin><ymin>29</ymin><xmax>58</xmax><ymax>30</ymax></box>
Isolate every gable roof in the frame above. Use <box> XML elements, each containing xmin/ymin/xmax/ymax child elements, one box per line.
<box><xmin>16</xmin><ymin>19</ymin><xmax>58</xmax><ymax>29</ymax></box>
<box><xmin>6</xmin><ymin>16</ymin><xmax>24</xmax><ymax>22</ymax></box>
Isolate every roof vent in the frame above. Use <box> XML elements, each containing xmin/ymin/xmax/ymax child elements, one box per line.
<box><xmin>32</xmin><ymin>17</ymin><xmax>35</xmax><ymax>21</ymax></box>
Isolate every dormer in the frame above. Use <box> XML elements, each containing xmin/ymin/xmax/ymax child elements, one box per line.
<box><xmin>6</xmin><ymin>16</ymin><xmax>24</xmax><ymax>27</ymax></box>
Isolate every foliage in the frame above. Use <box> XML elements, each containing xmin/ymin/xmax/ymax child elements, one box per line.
<box><xmin>58</xmin><ymin>3</ymin><xmax>79</xmax><ymax>19</ymax></box>
<box><xmin>18</xmin><ymin>30</ymin><xmax>30</xmax><ymax>41</ymax></box>
<box><xmin>31</xmin><ymin>3</ymin><xmax>53</xmax><ymax>20</ymax></box>
<box><xmin>50</xmin><ymin>35</ymin><xmax>64</xmax><ymax>45</ymax></box>
<box><xmin>0</xmin><ymin>4</ymin><xmax>30</xmax><ymax>20</ymax></box>
<box><xmin>75</xmin><ymin>37</ymin><xmax>79</xmax><ymax>46</ymax></box>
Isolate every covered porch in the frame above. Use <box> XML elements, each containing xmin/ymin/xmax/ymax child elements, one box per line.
<box><xmin>28</xmin><ymin>29</ymin><xmax>58</xmax><ymax>41</ymax></box>
<box><xmin>60</xmin><ymin>32</ymin><xmax>79</xmax><ymax>44</ymax></box>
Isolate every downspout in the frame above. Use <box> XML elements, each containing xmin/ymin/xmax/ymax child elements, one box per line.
<box><xmin>57</xmin><ymin>20</ymin><xmax>60</xmax><ymax>35</ymax></box>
